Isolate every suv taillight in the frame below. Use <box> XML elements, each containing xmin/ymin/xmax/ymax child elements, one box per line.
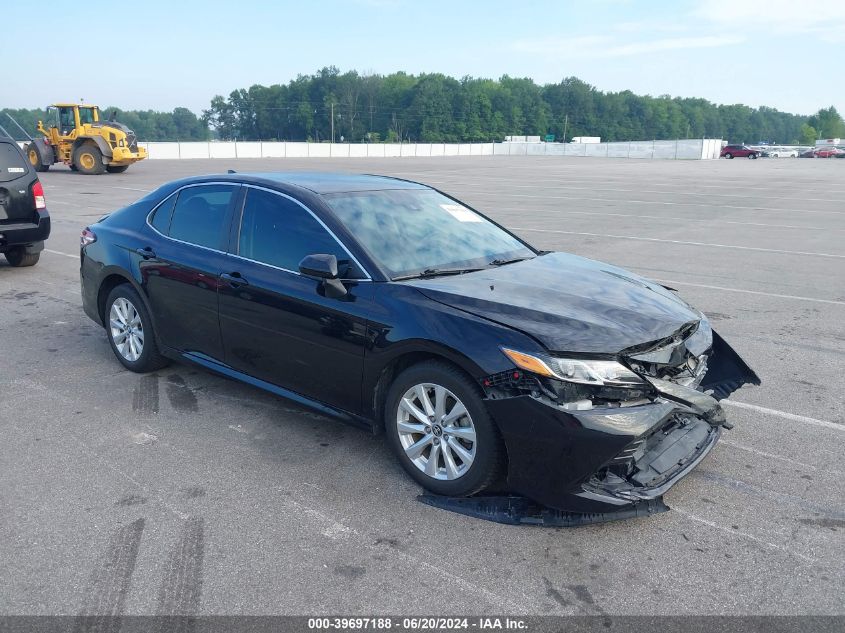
<box><xmin>81</xmin><ymin>227</ymin><xmax>97</xmax><ymax>247</ymax></box>
<box><xmin>32</xmin><ymin>180</ymin><xmax>46</xmax><ymax>210</ymax></box>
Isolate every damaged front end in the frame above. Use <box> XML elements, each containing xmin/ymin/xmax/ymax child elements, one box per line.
<box><xmin>481</xmin><ymin>320</ymin><xmax>760</xmax><ymax>514</ymax></box>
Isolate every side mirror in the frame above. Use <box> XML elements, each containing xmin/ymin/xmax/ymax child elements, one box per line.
<box><xmin>299</xmin><ymin>253</ymin><xmax>347</xmax><ymax>298</ymax></box>
<box><xmin>299</xmin><ymin>253</ymin><xmax>338</xmax><ymax>279</ymax></box>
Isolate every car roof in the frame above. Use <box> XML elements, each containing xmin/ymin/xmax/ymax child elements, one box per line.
<box><xmin>232</xmin><ymin>172</ymin><xmax>430</xmax><ymax>195</ymax></box>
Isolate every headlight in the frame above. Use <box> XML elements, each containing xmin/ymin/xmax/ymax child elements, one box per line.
<box><xmin>501</xmin><ymin>348</ymin><xmax>645</xmax><ymax>386</ymax></box>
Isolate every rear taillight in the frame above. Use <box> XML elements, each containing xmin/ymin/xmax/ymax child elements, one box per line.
<box><xmin>81</xmin><ymin>227</ymin><xmax>97</xmax><ymax>247</ymax></box>
<box><xmin>32</xmin><ymin>181</ymin><xmax>46</xmax><ymax>210</ymax></box>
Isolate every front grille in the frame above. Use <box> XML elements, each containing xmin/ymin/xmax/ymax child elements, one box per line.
<box><xmin>126</xmin><ymin>132</ymin><xmax>138</xmax><ymax>152</ymax></box>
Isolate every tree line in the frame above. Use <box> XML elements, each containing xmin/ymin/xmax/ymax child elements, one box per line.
<box><xmin>0</xmin><ymin>106</ymin><xmax>208</xmax><ymax>141</ymax></box>
<box><xmin>201</xmin><ymin>68</ymin><xmax>844</xmax><ymax>145</ymax></box>
<box><xmin>4</xmin><ymin>69</ymin><xmax>844</xmax><ymax>145</ymax></box>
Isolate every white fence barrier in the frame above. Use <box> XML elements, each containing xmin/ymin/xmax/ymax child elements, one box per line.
<box><xmin>139</xmin><ymin>139</ymin><xmax>722</xmax><ymax>160</ymax></box>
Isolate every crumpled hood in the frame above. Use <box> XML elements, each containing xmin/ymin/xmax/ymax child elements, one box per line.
<box><xmin>408</xmin><ymin>252</ymin><xmax>703</xmax><ymax>355</ymax></box>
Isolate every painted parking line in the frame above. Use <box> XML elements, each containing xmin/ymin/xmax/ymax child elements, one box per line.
<box><xmin>721</xmin><ymin>439</ymin><xmax>844</xmax><ymax>475</ymax></box>
<box><xmin>509</xmin><ymin>227</ymin><xmax>845</xmax><ymax>259</ymax></box>
<box><xmin>722</xmin><ymin>400</ymin><xmax>843</xmax><ymax>432</ymax></box>
<box><xmin>45</xmin><ymin>249</ymin><xmax>80</xmax><ymax>259</ymax></box>
<box><xmin>421</xmin><ymin>174</ymin><xmax>845</xmax><ymax>195</ymax></box>
<box><xmin>501</xmin><ymin>209</ymin><xmax>839</xmax><ymax>232</ymax></box>
<box><xmin>643</xmin><ymin>278</ymin><xmax>845</xmax><ymax>307</ymax></box>
<box><xmin>476</xmin><ymin>192</ymin><xmax>845</xmax><ymax>215</ymax></box>
<box><xmin>671</xmin><ymin>507</ymin><xmax>817</xmax><ymax>564</ymax></box>
<box><xmin>107</xmin><ymin>186</ymin><xmax>151</xmax><ymax>192</ymax></box>
<box><xmin>426</xmin><ymin>181</ymin><xmax>845</xmax><ymax>204</ymax></box>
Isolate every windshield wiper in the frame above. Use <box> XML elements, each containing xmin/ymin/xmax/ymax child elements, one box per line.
<box><xmin>488</xmin><ymin>256</ymin><xmax>534</xmax><ymax>266</ymax></box>
<box><xmin>392</xmin><ymin>267</ymin><xmax>486</xmax><ymax>281</ymax></box>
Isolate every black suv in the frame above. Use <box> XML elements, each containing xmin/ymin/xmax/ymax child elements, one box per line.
<box><xmin>0</xmin><ymin>138</ymin><xmax>50</xmax><ymax>267</ymax></box>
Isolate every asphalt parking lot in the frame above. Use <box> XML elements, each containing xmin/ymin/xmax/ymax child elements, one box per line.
<box><xmin>2</xmin><ymin>155</ymin><xmax>843</xmax><ymax>616</ymax></box>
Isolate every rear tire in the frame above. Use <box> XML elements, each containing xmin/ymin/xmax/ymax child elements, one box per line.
<box><xmin>73</xmin><ymin>143</ymin><xmax>106</xmax><ymax>175</ymax></box>
<box><xmin>104</xmin><ymin>284</ymin><xmax>170</xmax><ymax>372</ymax></box>
<box><xmin>4</xmin><ymin>246</ymin><xmax>40</xmax><ymax>267</ymax></box>
<box><xmin>107</xmin><ymin>165</ymin><xmax>129</xmax><ymax>173</ymax></box>
<box><xmin>24</xmin><ymin>143</ymin><xmax>49</xmax><ymax>172</ymax></box>
<box><xmin>385</xmin><ymin>360</ymin><xmax>505</xmax><ymax>497</ymax></box>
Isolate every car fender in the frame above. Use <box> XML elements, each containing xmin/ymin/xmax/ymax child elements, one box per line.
<box><xmin>362</xmin><ymin>284</ymin><xmax>544</xmax><ymax>422</ymax></box>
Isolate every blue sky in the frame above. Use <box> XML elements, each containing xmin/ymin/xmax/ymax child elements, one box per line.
<box><xmin>3</xmin><ymin>0</ymin><xmax>843</xmax><ymax>115</ymax></box>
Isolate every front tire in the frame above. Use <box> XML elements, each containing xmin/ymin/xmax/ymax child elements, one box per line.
<box><xmin>73</xmin><ymin>143</ymin><xmax>106</xmax><ymax>175</ymax></box>
<box><xmin>4</xmin><ymin>246</ymin><xmax>40</xmax><ymax>267</ymax></box>
<box><xmin>385</xmin><ymin>361</ymin><xmax>505</xmax><ymax>497</ymax></box>
<box><xmin>748</xmin><ymin>153</ymin><xmax>758</xmax><ymax>159</ymax></box>
<box><xmin>107</xmin><ymin>165</ymin><xmax>130</xmax><ymax>173</ymax></box>
<box><xmin>104</xmin><ymin>284</ymin><xmax>170</xmax><ymax>372</ymax></box>
<box><xmin>724</xmin><ymin>153</ymin><xmax>733</xmax><ymax>159</ymax></box>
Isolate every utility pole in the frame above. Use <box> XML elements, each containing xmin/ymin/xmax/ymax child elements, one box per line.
<box><xmin>330</xmin><ymin>102</ymin><xmax>335</xmax><ymax>143</ymax></box>
<box><xmin>563</xmin><ymin>114</ymin><xmax>568</xmax><ymax>143</ymax></box>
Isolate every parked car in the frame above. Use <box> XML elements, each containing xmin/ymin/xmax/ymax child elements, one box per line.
<box><xmin>720</xmin><ymin>144</ymin><xmax>760</xmax><ymax>159</ymax></box>
<box><xmin>79</xmin><ymin>173</ymin><xmax>760</xmax><ymax>516</ymax></box>
<box><xmin>811</xmin><ymin>146</ymin><xmax>845</xmax><ymax>158</ymax></box>
<box><xmin>762</xmin><ymin>147</ymin><xmax>799</xmax><ymax>158</ymax></box>
<box><xmin>0</xmin><ymin>138</ymin><xmax>50</xmax><ymax>267</ymax></box>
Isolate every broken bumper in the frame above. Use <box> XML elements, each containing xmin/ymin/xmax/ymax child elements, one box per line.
<box><xmin>485</xmin><ymin>383</ymin><xmax>726</xmax><ymax>513</ymax></box>
<box><xmin>483</xmin><ymin>328</ymin><xmax>759</xmax><ymax>514</ymax></box>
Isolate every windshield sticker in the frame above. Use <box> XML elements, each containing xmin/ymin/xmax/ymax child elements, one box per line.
<box><xmin>440</xmin><ymin>203</ymin><xmax>482</xmax><ymax>222</ymax></box>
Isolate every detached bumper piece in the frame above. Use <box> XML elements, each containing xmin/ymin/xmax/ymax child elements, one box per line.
<box><xmin>418</xmin><ymin>494</ymin><xmax>668</xmax><ymax>526</ymax></box>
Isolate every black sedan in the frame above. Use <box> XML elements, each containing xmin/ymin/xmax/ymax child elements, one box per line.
<box><xmin>80</xmin><ymin>172</ymin><xmax>759</xmax><ymax>515</ymax></box>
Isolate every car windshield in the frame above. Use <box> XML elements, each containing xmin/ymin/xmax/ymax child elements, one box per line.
<box><xmin>324</xmin><ymin>189</ymin><xmax>535</xmax><ymax>278</ymax></box>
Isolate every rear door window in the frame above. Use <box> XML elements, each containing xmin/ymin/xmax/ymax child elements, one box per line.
<box><xmin>168</xmin><ymin>184</ymin><xmax>237</xmax><ymax>250</ymax></box>
<box><xmin>0</xmin><ymin>143</ymin><xmax>29</xmax><ymax>183</ymax></box>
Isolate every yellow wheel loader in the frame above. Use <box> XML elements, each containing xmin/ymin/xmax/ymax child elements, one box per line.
<box><xmin>18</xmin><ymin>104</ymin><xmax>147</xmax><ymax>175</ymax></box>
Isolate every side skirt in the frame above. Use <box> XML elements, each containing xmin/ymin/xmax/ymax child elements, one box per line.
<box><xmin>168</xmin><ymin>349</ymin><xmax>376</xmax><ymax>432</ymax></box>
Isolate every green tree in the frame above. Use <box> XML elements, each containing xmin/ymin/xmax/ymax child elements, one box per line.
<box><xmin>807</xmin><ymin>107</ymin><xmax>845</xmax><ymax>139</ymax></box>
<box><xmin>799</xmin><ymin>123</ymin><xmax>818</xmax><ymax>145</ymax></box>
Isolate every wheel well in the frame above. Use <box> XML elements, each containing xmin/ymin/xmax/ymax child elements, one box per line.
<box><xmin>73</xmin><ymin>138</ymin><xmax>98</xmax><ymax>152</ymax></box>
<box><xmin>97</xmin><ymin>274</ymin><xmax>131</xmax><ymax>324</ymax></box>
<box><xmin>371</xmin><ymin>351</ymin><xmax>476</xmax><ymax>430</ymax></box>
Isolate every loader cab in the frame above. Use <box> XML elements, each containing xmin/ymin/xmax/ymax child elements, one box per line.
<box><xmin>77</xmin><ymin>106</ymin><xmax>99</xmax><ymax>126</ymax></box>
<box><xmin>48</xmin><ymin>105</ymin><xmax>99</xmax><ymax>136</ymax></box>
<box><xmin>45</xmin><ymin>106</ymin><xmax>75</xmax><ymax>136</ymax></box>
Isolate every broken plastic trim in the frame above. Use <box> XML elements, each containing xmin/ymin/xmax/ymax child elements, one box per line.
<box><xmin>417</xmin><ymin>494</ymin><xmax>669</xmax><ymax>526</ymax></box>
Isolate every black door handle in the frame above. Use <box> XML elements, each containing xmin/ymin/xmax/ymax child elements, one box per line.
<box><xmin>135</xmin><ymin>247</ymin><xmax>156</xmax><ymax>259</ymax></box>
<box><xmin>221</xmin><ymin>272</ymin><xmax>249</xmax><ymax>288</ymax></box>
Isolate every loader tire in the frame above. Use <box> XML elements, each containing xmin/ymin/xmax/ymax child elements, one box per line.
<box><xmin>25</xmin><ymin>144</ymin><xmax>49</xmax><ymax>172</ymax></box>
<box><xmin>107</xmin><ymin>165</ymin><xmax>130</xmax><ymax>173</ymax></box>
<box><xmin>73</xmin><ymin>144</ymin><xmax>106</xmax><ymax>175</ymax></box>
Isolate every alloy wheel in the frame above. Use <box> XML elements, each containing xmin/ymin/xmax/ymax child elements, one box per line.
<box><xmin>109</xmin><ymin>297</ymin><xmax>144</xmax><ymax>362</ymax></box>
<box><xmin>396</xmin><ymin>383</ymin><xmax>477</xmax><ymax>480</ymax></box>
